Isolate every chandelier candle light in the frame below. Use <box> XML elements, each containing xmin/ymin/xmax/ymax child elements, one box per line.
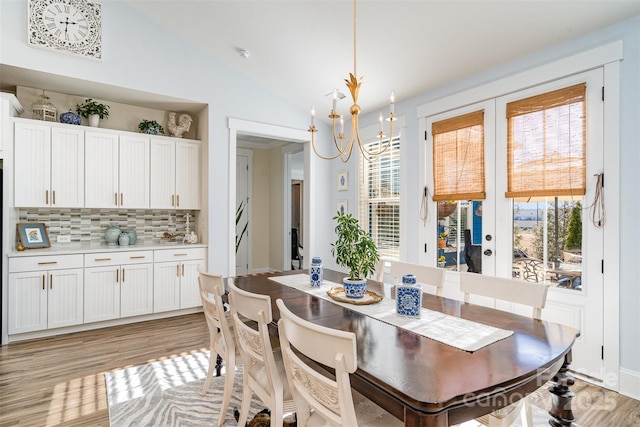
<box><xmin>309</xmin><ymin>0</ymin><xmax>395</xmax><ymax>163</ymax></box>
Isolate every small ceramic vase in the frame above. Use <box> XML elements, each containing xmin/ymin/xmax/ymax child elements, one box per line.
<box><xmin>124</xmin><ymin>229</ymin><xmax>137</xmax><ymax>245</ymax></box>
<box><xmin>105</xmin><ymin>225</ymin><xmax>121</xmax><ymax>246</ymax></box>
<box><xmin>343</xmin><ymin>277</ymin><xmax>367</xmax><ymax>299</ymax></box>
<box><xmin>396</xmin><ymin>274</ymin><xmax>422</xmax><ymax>317</ymax></box>
<box><xmin>88</xmin><ymin>114</ymin><xmax>100</xmax><ymax>127</ymax></box>
<box><xmin>60</xmin><ymin>109</ymin><xmax>81</xmax><ymax>125</ymax></box>
<box><xmin>118</xmin><ymin>232</ymin><xmax>130</xmax><ymax>246</ymax></box>
<box><xmin>310</xmin><ymin>257</ymin><xmax>323</xmax><ymax>287</ymax></box>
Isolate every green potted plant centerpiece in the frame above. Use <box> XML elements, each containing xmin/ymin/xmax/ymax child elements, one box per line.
<box><xmin>138</xmin><ymin>119</ymin><xmax>164</xmax><ymax>135</ymax></box>
<box><xmin>331</xmin><ymin>212</ymin><xmax>380</xmax><ymax>299</ymax></box>
<box><xmin>76</xmin><ymin>98</ymin><xmax>110</xmax><ymax>127</ymax></box>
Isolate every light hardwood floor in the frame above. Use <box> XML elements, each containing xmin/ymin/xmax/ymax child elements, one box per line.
<box><xmin>1</xmin><ymin>313</ymin><xmax>639</xmax><ymax>426</ymax></box>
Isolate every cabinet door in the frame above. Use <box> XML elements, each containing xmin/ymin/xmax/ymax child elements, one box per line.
<box><xmin>14</xmin><ymin>122</ymin><xmax>51</xmax><ymax>207</ymax></box>
<box><xmin>119</xmin><ymin>135</ymin><xmax>150</xmax><ymax>209</ymax></box>
<box><xmin>8</xmin><ymin>271</ymin><xmax>48</xmax><ymax>334</ymax></box>
<box><xmin>84</xmin><ymin>266</ymin><xmax>120</xmax><ymax>323</ymax></box>
<box><xmin>85</xmin><ymin>131</ymin><xmax>119</xmax><ymax>208</ymax></box>
<box><xmin>180</xmin><ymin>259</ymin><xmax>205</xmax><ymax>309</ymax></box>
<box><xmin>153</xmin><ymin>262</ymin><xmax>181</xmax><ymax>313</ymax></box>
<box><xmin>120</xmin><ymin>263</ymin><xmax>153</xmax><ymax>317</ymax></box>
<box><xmin>51</xmin><ymin>127</ymin><xmax>84</xmax><ymax>207</ymax></box>
<box><xmin>175</xmin><ymin>141</ymin><xmax>201</xmax><ymax>209</ymax></box>
<box><xmin>48</xmin><ymin>268</ymin><xmax>84</xmax><ymax>329</ymax></box>
<box><xmin>150</xmin><ymin>139</ymin><xmax>176</xmax><ymax>209</ymax></box>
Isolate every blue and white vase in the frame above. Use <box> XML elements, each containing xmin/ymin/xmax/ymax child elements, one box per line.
<box><xmin>396</xmin><ymin>274</ymin><xmax>422</xmax><ymax>317</ymax></box>
<box><xmin>310</xmin><ymin>257</ymin><xmax>323</xmax><ymax>287</ymax></box>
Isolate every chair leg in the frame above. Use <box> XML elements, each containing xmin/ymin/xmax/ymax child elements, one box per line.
<box><xmin>270</xmin><ymin>395</ymin><xmax>284</xmax><ymax>427</ymax></box>
<box><xmin>236</xmin><ymin>380</ymin><xmax>253</xmax><ymax>427</ymax></box>
<box><xmin>201</xmin><ymin>350</ymin><xmax>217</xmax><ymax>396</ymax></box>
<box><xmin>218</xmin><ymin>356</ymin><xmax>235</xmax><ymax>427</ymax></box>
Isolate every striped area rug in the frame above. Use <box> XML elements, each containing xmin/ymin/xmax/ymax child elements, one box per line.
<box><xmin>105</xmin><ymin>351</ymin><xmax>264</xmax><ymax>426</ymax></box>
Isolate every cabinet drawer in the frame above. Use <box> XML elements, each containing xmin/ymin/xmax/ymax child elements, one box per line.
<box><xmin>9</xmin><ymin>254</ymin><xmax>84</xmax><ymax>272</ymax></box>
<box><xmin>154</xmin><ymin>247</ymin><xmax>206</xmax><ymax>262</ymax></box>
<box><xmin>84</xmin><ymin>251</ymin><xmax>153</xmax><ymax>267</ymax></box>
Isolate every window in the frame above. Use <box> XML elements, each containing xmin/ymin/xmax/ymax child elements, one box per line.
<box><xmin>359</xmin><ymin>136</ymin><xmax>400</xmax><ymax>259</ymax></box>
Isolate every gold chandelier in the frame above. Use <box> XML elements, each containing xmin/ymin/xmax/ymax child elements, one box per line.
<box><xmin>309</xmin><ymin>0</ymin><xmax>395</xmax><ymax>163</ymax></box>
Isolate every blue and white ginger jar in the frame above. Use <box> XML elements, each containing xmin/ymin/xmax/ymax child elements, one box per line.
<box><xmin>310</xmin><ymin>257</ymin><xmax>323</xmax><ymax>287</ymax></box>
<box><xmin>396</xmin><ymin>274</ymin><xmax>422</xmax><ymax>317</ymax></box>
<box><xmin>60</xmin><ymin>109</ymin><xmax>81</xmax><ymax>125</ymax></box>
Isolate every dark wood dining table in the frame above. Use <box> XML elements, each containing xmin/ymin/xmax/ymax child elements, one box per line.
<box><xmin>231</xmin><ymin>269</ymin><xmax>581</xmax><ymax>427</ymax></box>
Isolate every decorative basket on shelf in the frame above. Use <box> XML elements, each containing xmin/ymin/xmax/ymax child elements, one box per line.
<box><xmin>437</xmin><ymin>201</ymin><xmax>458</xmax><ymax>218</ymax></box>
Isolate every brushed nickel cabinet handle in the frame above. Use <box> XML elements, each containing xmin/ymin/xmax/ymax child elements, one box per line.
<box><xmin>38</xmin><ymin>261</ymin><xmax>58</xmax><ymax>265</ymax></box>
<box><xmin>45</xmin><ymin>190</ymin><xmax>49</xmax><ymax>204</ymax></box>
<box><xmin>95</xmin><ymin>258</ymin><xmax>112</xmax><ymax>261</ymax></box>
<box><xmin>182</xmin><ymin>264</ymin><xmax>185</xmax><ymax>276</ymax></box>
<box><xmin>50</xmin><ymin>274</ymin><xmax>53</xmax><ymax>289</ymax></box>
<box><xmin>53</xmin><ymin>190</ymin><xmax>56</xmax><ymax>205</ymax></box>
<box><xmin>171</xmin><ymin>195</ymin><xmax>175</xmax><ymax>207</ymax></box>
<box><xmin>176</xmin><ymin>264</ymin><xmax>180</xmax><ymax>277</ymax></box>
<box><xmin>122</xmin><ymin>268</ymin><xmax>125</xmax><ymax>282</ymax></box>
<box><xmin>116</xmin><ymin>269</ymin><xmax>119</xmax><ymax>283</ymax></box>
<box><xmin>173</xmin><ymin>253</ymin><xmax>188</xmax><ymax>257</ymax></box>
<box><xmin>129</xmin><ymin>256</ymin><xmax>145</xmax><ymax>259</ymax></box>
<box><xmin>115</xmin><ymin>193</ymin><xmax>118</xmax><ymax>206</ymax></box>
<box><xmin>120</xmin><ymin>193</ymin><xmax>123</xmax><ymax>206</ymax></box>
<box><xmin>42</xmin><ymin>275</ymin><xmax>45</xmax><ymax>290</ymax></box>
<box><xmin>177</xmin><ymin>194</ymin><xmax>180</xmax><ymax>207</ymax></box>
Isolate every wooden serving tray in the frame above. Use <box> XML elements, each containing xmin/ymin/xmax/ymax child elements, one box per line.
<box><xmin>327</xmin><ymin>286</ymin><xmax>383</xmax><ymax>305</ymax></box>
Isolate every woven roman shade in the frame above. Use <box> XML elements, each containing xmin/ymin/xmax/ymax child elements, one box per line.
<box><xmin>432</xmin><ymin>110</ymin><xmax>485</xmax><ymax>201</ymax></box>
<box><xmin>506</xmin><ymin>83</ymin><xmax>586</xmax><ymax>198</ymax></box>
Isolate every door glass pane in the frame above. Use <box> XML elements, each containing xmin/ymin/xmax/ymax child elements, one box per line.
<box><xmin>512</xmin><ymin>198</ymin><xmax>583</xmax><ymax>291</ymax></box>
<box><xmin>437</xmin><ymin>200</ymin><xmax>483</xmax><ymax>272</ymax></box>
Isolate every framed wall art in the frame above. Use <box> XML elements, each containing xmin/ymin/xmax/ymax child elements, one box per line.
<box><xmin>17</xmin><ymin>223</ymin><xmax>51</xmax><ymax>249</ymax></box>
<box><xmin>337</xmin><ymin>170</ymin><xmax>348</xmax><ymax>191</ymax></box>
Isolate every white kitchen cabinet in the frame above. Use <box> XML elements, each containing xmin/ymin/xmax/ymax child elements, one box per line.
<box><xmin>0</xmin><ymin>94</ymin><xmax>23</xmax><ymax>159</ymax></box>
<box><xmin>85</xmin><ymin>131</ymin><xmax>150</xmax><ymax>208</ymax></box>
<box><xmin>84</xmin><ymin>251</ymin><xmax>153</xmax><ymax>323</ymax></box>
<box><xmin>153</xmin><ymin>247</ymin><xmax>205</xmax><ymax>313</ymax></box>
<box><xmin>14</xmin><ymin>121</ymin><xmax>84</xmax><ymax>208</ymax></box>
<box><xmin>150</xmin><ymin>138</ymin><xmax>200</xmax><ymax>209</ymax></box>
<box><xmin>8</xmin><ymin>254</ymin><xmax>84</xmax><ymax>334</ymax></box>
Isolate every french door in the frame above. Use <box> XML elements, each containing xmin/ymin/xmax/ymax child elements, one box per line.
<box><xmin>421</xmin><ymin>68</ymin><xmax>604</xmax><ymax>380</ymax></box>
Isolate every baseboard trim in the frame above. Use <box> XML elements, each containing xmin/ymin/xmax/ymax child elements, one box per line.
<box><xmin>620</xmin><ymin>368</ymin><xmax>640</xmax><ymax>400</ymax></box>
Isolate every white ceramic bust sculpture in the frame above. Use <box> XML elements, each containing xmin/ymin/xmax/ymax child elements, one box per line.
<box><xmin>167</xmin><ymin>112</ymin><xmax>193</xmax><ymax>138</ymax></box>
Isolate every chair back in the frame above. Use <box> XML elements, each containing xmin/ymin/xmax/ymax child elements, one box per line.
<box><xmin>227</xmin><ymin>278</ymin><xmax>292</xmax><ymax>425</ymax></box>
<box><xmin>390</xmin><ymin>260</ymin><xmax>446</xmax><ymax>297</ymax></box>
<box><xmin>199</xmin><ymin>272</ymin><xmax>235</xmax><ymax>360</ymax></box>
<box><xmin>276</xmin><ymin>299</ymin><xmax>359</xmax><ymax>427</ymax></box>
<box><xmin>459</xmin><ymin>271</ymin><xmax>548</xmax><ymax>319</ymax></box>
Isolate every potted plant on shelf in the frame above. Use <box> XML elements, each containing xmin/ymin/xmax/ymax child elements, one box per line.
<box><xmin>438</xmin><ymin>231</ymin><xmax>449</xmax><ymax>248</ymax></box>
<box><xmin>331</xmin><ymin>212</ymin><xmax>379</xmax><ymax>299</ymax></box>
<box><xmin>138</xmin><ymin>119</ymin><xmax>164</xmax><ymax>135</ymax></box>
<box><xmin>76</xmin><ymin>98</ymin><xmax>110</xmax><ymax>127</ymax></box>
<box><xmin>437</xmin><ymin>255</ymin><xmax>446</xmax><ymax>268</ymax></box>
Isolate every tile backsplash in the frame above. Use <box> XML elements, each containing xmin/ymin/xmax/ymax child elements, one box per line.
<box><xmin>17</xmin><ymin>208</ymin><xmax>197</xmax><ymax>246</ymax></box>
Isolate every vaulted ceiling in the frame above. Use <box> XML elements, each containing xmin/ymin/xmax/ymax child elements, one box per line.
<box><xmin>128</xmin><ymin>0</ymin><xmax>639</xmax><ymax>117</ymax></box>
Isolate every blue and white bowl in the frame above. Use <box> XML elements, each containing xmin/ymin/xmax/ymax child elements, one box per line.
<box><xmin>60</xmin><ymin>109</ymin><xmax>81</xmax><ymax>125</ymax></box>
<box><xmin>343</xmin><ymin>278</ymin><xmax>367</xmax><ymax>299</ymax></box>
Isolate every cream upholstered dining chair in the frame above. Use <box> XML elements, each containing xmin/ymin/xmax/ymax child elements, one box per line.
<box><xmin>227</xmin><ymin>278</ymin><xmax>296</xmax><ymax>427</ymax></box>
<box><xmin>198</xmin><ymin>271</ymin><xmax>236</xmax><ymax>427</ymax></box>
<box><xmin>377</xmin><ymin>259</ymin><xmax>446</xmax><ymax>297</ymax></box>
<box><xmin>459</xmin><ymin>271</ymin><xmax>549</xmax><ymax>427</ymax></box>
<box><xmin>276</xmin><ymin>298</ymin><xmax>403</xmax><ymax>427</ymax></box>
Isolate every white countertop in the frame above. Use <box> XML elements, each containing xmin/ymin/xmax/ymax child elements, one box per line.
<box><xmin>8</xmin><ymin>242</ymin><xmax>207</xmax><ymax>257</ymax></box>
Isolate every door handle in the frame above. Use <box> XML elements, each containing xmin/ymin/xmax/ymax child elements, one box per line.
<box><xmin>484</xmin><ymin>249</ymin><xmax>493</xmax><ymax>256</ymax></box>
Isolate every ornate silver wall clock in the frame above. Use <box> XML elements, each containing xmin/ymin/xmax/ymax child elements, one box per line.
<box><xmin>28</xmin><ymin>0</ymin><xmax>102</xmax><ymax>59</ymax></box>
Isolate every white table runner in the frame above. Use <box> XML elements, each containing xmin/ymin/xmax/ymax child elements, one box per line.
<box><xmin>269</xmin><ymin>274</ymin><xmax>513</xmax><ymax>352</ymax></box>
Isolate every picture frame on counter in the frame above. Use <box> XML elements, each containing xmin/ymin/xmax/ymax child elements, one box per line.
<box><xmin>17</xmin><ymin>222</ymin><xmax>50</xmax><ymax>249</ymax></box>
